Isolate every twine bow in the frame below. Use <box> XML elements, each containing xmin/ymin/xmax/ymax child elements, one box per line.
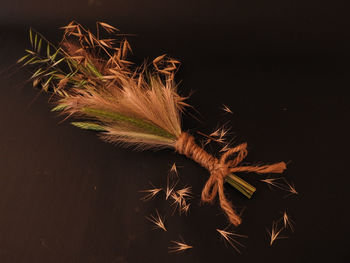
<box><xmin>175</xmin><ymin>132</ymin><xmax>286</xmax><ymax>226</ymax></box>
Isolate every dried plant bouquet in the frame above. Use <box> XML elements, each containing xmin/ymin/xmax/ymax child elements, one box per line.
<box><xmin>19</xmin><ymin>21</ymin><xmax>286</xmax><ymax>226</ymax></box>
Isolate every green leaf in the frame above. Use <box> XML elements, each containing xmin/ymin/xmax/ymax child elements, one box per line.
<box><xmin>66</xmin><ymin>69</ymin><xmax>78</xmax><ymax>78</ymax></box>
<box><xmin>37</xmin><ymin>38</ymin><xmax>42</xmax><ymax>53</ymax></box>
<box><xmin>17</xmin><ymin>54</ymin><xmax>30</xmax><ymax>63</ymax></box>
<box><xmin>82</xmin><ymin>108</ymin><xmax>176</xmax><ymax>139</ymax></box>
<box><xmin>31</xmin><ymin>68</ymin><xmax>44</xmax><ymax>79</ymax></box>
<box><xmin>50</xmin><ymin>48</ymin><xmax>60</xmax><ymax>61</ymax></box>
<box><xmin>71</xmin><ymin>122</ymin><xmax>106</xmax><ymax>131</ymax></box>
<box><xmin>42</xmin><ymin>75</ymin><xmax>54</xmax><ymax>91</ymax></box>
<box><xmin>43</xmin><ymin>71</ymin><xmax>57</xmax><ymax>77</ymax></box>
<box><xmin>46</xmin><ymin>44</ymin><xmax>51</xmax><ymax>58</ymax></box>
<box><xmin>75</xmin><ymin>79</ymin><xmax>87</xmax><ymax>89</ymax></box>
<box><xmin>51</xmin><ymin>57</ymin><xmax>65</xmax><ymax>68</ymax></box>
<box><xmin>66</xmin><ymin>59</ymin><xmax>74</xmax><ymax>72</ymax></box>
<box><xmin>29</xmin><ymin>28</ymin><xmax>33</xmax><ymax>47</ymax></box>
<box><xmin>86</xmin><ymin>61</ymin><xmax>102</xmax><ymax>77</ymax></box>
<box><xmin>61</xmin><ymin>90</ymin><xmax>69</xmax><ymax>97</ymax></box>
<box><xmin>25</xmin><ymin>49</ymin><xmax>36</xmax><ymax>55</ymax></box>
<box><xmin>23</xmin><ymin>57</ymin><xmax>37</xmax><ymax>66</ymax></box>
<box><xmin>51</xmin><ymin>104</ymin><xmax>67</xmax><ymax>111</ymax></box>
<box><xmin>30</xmin><ymin>58</ymin><xmax>50</xmax><ymax>64</ymax></box>
<box><xmin>34</xmin><ymin>33</ymin><xmax>38</xmax><ymax>50</ymax></box>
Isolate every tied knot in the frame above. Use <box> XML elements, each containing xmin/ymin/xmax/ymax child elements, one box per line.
<box><xmin>202</xmin><ymin>160</ymin><xmax>228</xmax><ymax>201</ymax></box>
<box><xmin>208</xmin><ymin>160</ymin><xmax>228</xmax><ymax>179</ymax></box>
<box><xmin>174</xmin><ymin>132</ymin><xmax>287</xmax><ymax>226</ymax></box>
<box><xmin>202</xmin><ymin>160</ymin><xmax>226</xmax><ymax>196</ymax></box>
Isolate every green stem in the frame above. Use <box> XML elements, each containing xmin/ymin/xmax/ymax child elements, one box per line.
<box><xmin>225</xmin><ymin>173</ymin><xmax>256</xmax><ymax>199</ymax></box>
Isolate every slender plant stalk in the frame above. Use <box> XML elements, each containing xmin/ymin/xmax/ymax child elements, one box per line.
<box><xmin>225</xmin><ymin>173</ymin><xmax>256</xmax><ymax>199</ymax></box>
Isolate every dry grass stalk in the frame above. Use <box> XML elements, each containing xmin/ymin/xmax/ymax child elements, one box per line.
<box><xmin>146</xmin><ymin>210</ymin><xmax>167</xmax><ymax>231</ymax></box>
<box><xmin>165</xmin><ymin>175</ymin><xmax>178</xmax><ymax>200</ymax></box>
<box><xmin>222</xmin><ymin>104</ymin><xmax>233</xmax><ymax>114</ymax></box>
<box><xmin>169</xmin><ymin>162</ymin><xmax>179</xmax><ymax>179</ymax></box>
<box><xmin>180</xmin><ymin>202</ymin><xmax>190</xmax><ymax>215</ymax></box>
<box><xmin>284</xmin><ymin>180</ymin><xmax>298</xmax><ymax>197</ymax></box>
<box><xmin>261</xmin><ymin>177</ymin><xmax>298</xmax><ymax>197</ymax></box>
<box><xmin>260</xmin><ymin>177</ymin><xmax>286</xmax><ymax>190</ymax></box>
<box><xmin>139</xmin><ymin>182</ymin><xmax>162</xmax><ymax>201</ymax></box>
<box><xmin>198</xmin><ymin>125</ymin><xmax>230</xmax><ymax>146</ymax></box>
<box><xmin>282</xmin><ymin>211</ymin><xmax>295</xmax><ymax>232</ymax></box>
<box><xmin>176</xmin><ymin>186</ymin><xmax>192</xmax><ymax>199</ymax></box>
<box><xmin>170</xmin><ymin>187</ymin><xmax>192</xmax><ymax>215</ymax></box>
<box><xmin>219</xmin><ymin>127</ymin><xmax>229</xmax><ymax>139</ymax></box>
<box><xmin>217</xmin><ymin>228</ymin><xmax>247</xmax><ymax>253</ymax></box>
<box><xmin>209</xmin><ymin>129</ymin><xmax>220</xmax><ymax>138</ymax></box>
<box><xmin>266</xmin><ymin>220</ymin><xmax>287</xmax><ymax>246</ymax></box>
<box><xmin>170</xmin><ymin>192</ymin><xmax>183</xmax><ymax>214</ymax></box>
<box><xmin>168</xmin><ymin>239</ymin><xmax>193</xmax><ymax>253</ymax></box>
<box><xmin>170</xmin><ymin>163</ymin><xmax>178</xmax><ymax>174</ymax></box>
<box><xmin>197</xmin><ymin>130</ymin><xmax>225</xmax><ymax>145</ymax></box>
<box><xmin>219</xmin><ymin>144</ymin><xmax>231</xmax><ymax>153</ymax></box>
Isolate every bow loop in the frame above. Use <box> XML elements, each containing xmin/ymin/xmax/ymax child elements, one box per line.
<box><xmin>174</xmin><ymin>132</ymin><xmax>286</xmax><ymax>227</ymax></box>
<box><xmin>202</xmin><ymin>161</ymin><xmax>229</xmax><ymax>203</ymax></box>
<box><xmin>220</xmin><ymin>143</ymin><xmax>248</xmax><ymax>167</ymax></box>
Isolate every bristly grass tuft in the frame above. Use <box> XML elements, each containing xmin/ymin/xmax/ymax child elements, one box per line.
<box><xmin>20</xmin><ymin>21</ymin><xmax>189</xmax><ymax>150</ymax></box>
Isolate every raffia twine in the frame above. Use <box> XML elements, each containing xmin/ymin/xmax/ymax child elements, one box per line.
<box><xmin>174</xmin><ymin>132</ymin><xmax>286</xmax><ymax>226</ymax></box>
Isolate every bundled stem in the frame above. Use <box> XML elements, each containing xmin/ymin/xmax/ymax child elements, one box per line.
<box><xmin>19</xmin><ymin>21</ymin><xmax>287</xmax><ymax>226</ymax></box>
<box><xmin>175</xmin><ymin>132</ymin><xmax>286</xmax><ymax>226</ymax></box>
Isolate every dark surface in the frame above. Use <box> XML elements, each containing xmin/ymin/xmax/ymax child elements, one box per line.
<box><xmin>0</xmin><ymin>1</ymin><xmax>349</xmax><ymax>262</ymax></box>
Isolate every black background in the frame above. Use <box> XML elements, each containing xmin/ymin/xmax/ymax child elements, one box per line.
<box><xmin>0</xmin><ymin>0</ymin><xmax>349</xmax><ymax>262</ymax></box>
